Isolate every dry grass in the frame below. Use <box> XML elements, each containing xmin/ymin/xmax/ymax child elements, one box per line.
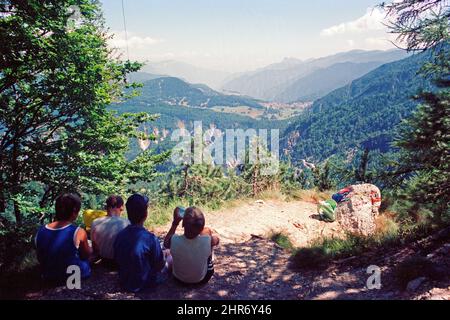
<box><xmin>291</xmin><ymin>214</ymin><xmax>400</xmax><ymax>270</ymax></box>
<box><xmin>286</xmin><ymin>189</ymin><xmax>334</xmax><ymax>204</ymax></box>
<box><xmin>144</xmin><ymin>190</ymin><xmax>285</xmax><ymax>229</ymax></box>
<box><xmin>256</xmin><ymin>189</ymin><xmax>286</xmax><ymax>201</ymax></box>
<box><xmin>374</xmin><ymin>214</ymin><xmax>399</xmax><ymax>239</ymax></box>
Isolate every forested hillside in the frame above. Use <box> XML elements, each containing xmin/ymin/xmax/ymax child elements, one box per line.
<box><xmin>129</xmin><ymin>76</ymin><xmax>265</xmax><ymax>109</ymax></box>
<box><xmin>274</xmin><ymin>61</ymin><xmax>388</xmax><ymax>102</ymax></box>
<box><xmin>282</xmin><ymin>49</ymin><xmax>436</xmax><ymax>163</ymax></box>
<box><xmin>112</xmin><ymin>98</ymin><xmax>287</xmax><ymax>160</ymax></box>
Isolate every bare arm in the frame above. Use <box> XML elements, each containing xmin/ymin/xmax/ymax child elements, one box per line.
<box><xmin>201</xmin><ymin>227</ymin><xmax>220</xmax><ymax>248</ymax></box>
<box><xmin>90</xmin><ymin>226</ymin><xmax>99</xmax><ymax>255</ymax></box>
<box><xmin>163</xmin><ymin>207</ymin><xmax>183</xmax><ymax>249</ymax></box>
<box><xmin>155</xmin><ymin>249</ymin><xmax>166</xmax><ymax>271</ymax></box>
<box><xmin>163</xmin><ymin>223</ymin><xmax>178</xmax><ymax>249</ymax></box>
<box><xmin>76</xmin><ymin>228</ymin><xmax>92</xmax><ymax>261</ymax></box>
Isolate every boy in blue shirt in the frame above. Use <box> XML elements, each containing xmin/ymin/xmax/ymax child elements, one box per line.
<box><xmin>114</xmin><ymin>194</ymin><xmax>167</xmax><ymax>292</ymax></box>
<box><xmin>35</xmin><ymin>193</ymin><xmax>92</xmax><ymax>284</ymax></box>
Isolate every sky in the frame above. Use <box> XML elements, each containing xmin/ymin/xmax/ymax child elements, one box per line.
<box><xmin>100</xmin><ymin>0</ymin><xmax>398</xmax><ymax>73</ymax></box>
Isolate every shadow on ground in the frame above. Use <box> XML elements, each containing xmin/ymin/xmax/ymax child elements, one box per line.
<box><xmin>26</xmin><ymin>237</ymin><xmax>309</xmax><ymax>300</ymax></box>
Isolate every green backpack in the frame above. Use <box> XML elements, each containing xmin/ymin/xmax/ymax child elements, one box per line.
<box><xmin>318</xmin><ymin>199</ymin><xmax>337</xmax><ymax>222</ymax></box>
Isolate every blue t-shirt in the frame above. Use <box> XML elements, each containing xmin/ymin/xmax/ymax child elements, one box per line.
<box><xmin>35</xmin><ymin>224</ymin><xmax>91</xmax><ymax>283</ymax></box>
<box><xmin>113</xmin><ymin>224</ymin><xmax>164</xmax><ymax>292</ymax></box>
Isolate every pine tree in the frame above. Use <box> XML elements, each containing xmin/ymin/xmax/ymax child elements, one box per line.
<box><xmin>382</xmin><ymin>0</ymin><xmax>450</xmax><ymax>220</ymax></box>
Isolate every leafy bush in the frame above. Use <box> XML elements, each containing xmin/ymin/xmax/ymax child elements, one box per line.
<box><xmin>312</xmin><ymin>161</ymin><xmax>336</xmax><ymax>192</ymax></box>
<box><xmin>158</xmin><ymin>164</ymin><xmax>251</xmax><ymax>208</ymax></box>
<box><xmin>0</xmin><ymin>215</ymin><xmax>40</xmax><ymax>273</ymax></box>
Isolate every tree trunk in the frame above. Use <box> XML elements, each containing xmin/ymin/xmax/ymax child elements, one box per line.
<box><xmin>252</xmin><ymin>165</ymin><xmax>259</xmax><ymax>196</ymax></box>
<box><xmin>356</xmin><ymin>148</ymin><xmax>370</xmax><ymax>182</ymax></box>
<box><xmin>39</xmin><ymin>185</ymin><xmax>53</xmax><ymax>208</ymax></box>
<box><xmin>13</xmin><ymin>199</ymin><xmax>21</xmax><ymax>226</ymax></box>
<box><xmin>0</xmin><ymin>155</ymin><xmax>5</xmax><ymax>212</ymax></box>
<box><xmin>11</xmin><ymin>138</ymin><xmax>21</xmax><ymax>225</ymax></box>
<box><xmin>0</xmin><ymin>180</ymin><xmax>5</xmax><ymax>213</ymax></box>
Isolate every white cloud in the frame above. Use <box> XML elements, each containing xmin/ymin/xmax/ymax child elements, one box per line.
<box><xmin>108</xmin><ymin>31</ymin><xmax>163</xmax><ymax>49</ymax></box>
<box><xmin>321</xmin><ymin>7</ymin><xmax>386</xmax><ymax>37</ymax></box>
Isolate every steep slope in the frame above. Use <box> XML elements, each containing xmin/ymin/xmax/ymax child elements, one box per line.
<box><xmin>221</xmin><ymin>49</ymin><xmax>409</xmax><ymax>101</ymax></box>
<box><xmin>112</xmin><ymin>78</ymin><xmax>287</xmax><ymax>160</ymax></box>
<box><xmin>274</xmin><ymin>61</ymin><xmax>387</xmax><ymax>102</ymax></box>
<box><xmin>134</xmin><ymin>76</ymin><xmax>265</xmax><ymax>109</ymax></box>
<box><xmin>281</xmin><ymin>50</ymin><xmax>435</xmax><ymax>163</ymax></box>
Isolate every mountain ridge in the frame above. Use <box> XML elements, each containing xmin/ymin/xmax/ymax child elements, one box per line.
<box><xmin>281</xmin><ymin>49</ymin><xmax>435</xmax><ymax>163</ymax></box>
<box><xmin>222</xmin><ymin>49</ymin><xmax>409</xmax><ymax>102</ymax></box>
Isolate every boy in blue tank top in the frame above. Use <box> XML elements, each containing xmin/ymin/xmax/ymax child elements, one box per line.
<box><xmin>35</xmin><ymin>193</ymin><xmax>92</xmax><ymax>284</ymax></box>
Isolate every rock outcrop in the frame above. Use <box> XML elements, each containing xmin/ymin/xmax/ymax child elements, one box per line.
<box><xmin>335</xmin><ymin>183</ymin><xmax>381</xmax><ymax>236</ymax></box>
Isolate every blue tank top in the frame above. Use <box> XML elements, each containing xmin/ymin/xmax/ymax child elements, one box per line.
<box><xmin>35</xmin><ymin>224</ymin><xmax>91</xmax><ymax>282</ymax></box>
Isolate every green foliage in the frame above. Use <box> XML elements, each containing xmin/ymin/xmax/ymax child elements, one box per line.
<box><xmin>113</xmin><ymin>96</ymin><xmax>288</xmax><ymax>161</ymax></box>
<box><xmin>279</xmin><ymin>162</ymin><xmax>314</xmax><ymax>194</ymax></box>
<box><xmin>291</xmin><ymin>229</ymin><xmax>399</xmax><ymax>269</ymax></box>
<box><xmin>312</xmin><ymin>161</ymin><xmax>335</xmax><ymax>192</ymax></box>
<box><xmin>158</xmin><ymin>164</ymin><xmax>250</xmax><ymax>208</ymax></box>
<box><xmin>127</xmin><ymin>76</ymin><xmax>265</xmax><ymax>109</ymax></box>
<box><xmin>270</xmin><ymin>232</ymin><xmax>295</xmax><ymax>252</ymax></box>
<box><xmin>239</xmin><ymin>139</ymin><xmax>281</xmax><ymax>196</ymax></box>
<box><xmin>153</xmin><ymin>136</ymin><xmax>290</xmax><ymax>210</ymax></box>
<box><xmin>381</xmin><ymin>0</ymin><xmax>449</xmax><ymax>52</ymax></box>
<box><xmin>393</xmin><ymin>89</ymin><xmax>450</xmax><ymax>220</ymax></box>
<box><xmin>0</xmin><ymin>0</ymin><xmax>168</xmax><ymax>224</ymax></box>
<box><xmin>282</xmin><ymin>50</ymin><xmax>435</xmax><ymax>163</ymax></box>
<box><xmin>382</xmin><ymin>0</ymin><xmax>450</xmax><ymax>222</ymax></box>
<box><xmin>0</xmin><ymin>213</ymin><xmax>40</xmax><ymax>273</ymax></box>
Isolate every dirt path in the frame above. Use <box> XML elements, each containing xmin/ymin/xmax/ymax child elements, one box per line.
<box><xmin>153</xmin><ymin>198</ymin><xmax>343</xmax><ymax>247</ymax></box>
<box><xmin>26</xmin><ymin>199</ymin><xmax>449</xmax><ymax>300</ymax></box>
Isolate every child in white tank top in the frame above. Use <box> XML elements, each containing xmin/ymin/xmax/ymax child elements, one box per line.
<box><xmin>164</xmin><ymin>207</ymin><xmax>219</xmax><ymax>285</ymax></box>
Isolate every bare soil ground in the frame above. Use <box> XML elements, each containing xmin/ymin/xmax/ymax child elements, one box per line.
<box><xmin>153</xmin><ymin>198</ymin><xmax>343</xmax><ymax>247</ymax></box>
<box><xmin>24</xmin><ymin>199</ymin><xmax>450</xmax><ymax>300</ymax></box>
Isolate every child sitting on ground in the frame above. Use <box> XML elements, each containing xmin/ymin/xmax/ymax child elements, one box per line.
<box><xmin>164</xmin><ymin>206</ymin><xmax>220</xmax><ymax>285</ymax></box>
<box><xmin>91</xmin><ymin>195</ymin><xmax>129</xmax><ymax>268</ymax></box>
<box><xmin>35</xmin><ymin>193</ymin><xmax>92</xmax><ymax>283</ymax></box>
<box><xmin>113</xmin><ymin>194</ymin><xmax>168</xmax><ymax>292</ymax></box>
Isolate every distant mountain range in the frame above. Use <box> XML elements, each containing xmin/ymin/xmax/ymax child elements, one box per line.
<box><xmin>281</xmin><ymin>49</ymin><xmax>435</xmax><ymax>163</ymax></box>
<box><xmin>141</xmin><ymin>60</ymin><xmax>230</xmax><ymax>90</ymax></box>
<box><xmin>116</xmin><ymin>48</ymin><xmax>439</xmax><ymax>163</ymax></box>
<box><xmin>127</xmin><ymin>75</ymin><xmax>265</xmax><ymax>109</ymax></box>
<box><xmin>222</xmin><ymin>49</ymin><xmax>409</xmax><ymax>102</ymax></box>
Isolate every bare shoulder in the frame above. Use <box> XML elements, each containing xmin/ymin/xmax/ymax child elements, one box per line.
<box><xmin>200</xmin><ymin>227</ymin><xmax>213</xmax><ymax>236</ymax></box>
<box><xmin>76</xmin><ymin>226</ymin><xmax>88</xmax><ymax>240</ymax></box>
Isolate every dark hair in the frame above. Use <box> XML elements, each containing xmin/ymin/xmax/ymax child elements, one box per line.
<box><xmin>183</xmin><ymin>207</ymin><xmax>205</xmax><ymax>238</ymax></box>
<box><xmin>126</xmin><ymin>194</ymin><xmax>149</xmax><ymax>224</ymax></box>
<box><xmin>106</xmin><ymin>195</ymin><xmax>124</xmax><ymax>209</ymax></box>
<box><xmin>55</xmin><ymin>193</ymin><xmax>82</xmax><ymax>221</ymax></box>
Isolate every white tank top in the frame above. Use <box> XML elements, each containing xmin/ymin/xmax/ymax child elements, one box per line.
<box><xmin>171</xmin><ymin>234</ymin><xmax>212</xmax><ymax>283</ymax></box>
